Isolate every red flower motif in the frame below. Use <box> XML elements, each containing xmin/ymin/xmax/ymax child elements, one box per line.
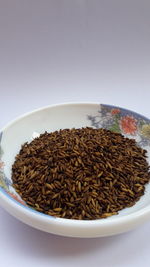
<box><xmin>111</xmin><ymin>109</ymin><xmax>120</xmax><ymax>115</ymax></box>
<box><xmin>0</xmin><ymin>161</ymin><xmax>4</xmax><ymax>169</ymax></box>
<box><xmin>8</xmin><ymin>192</ymin><xmax>26</xmax><ymax>206</ymax></box>
<box><xmin>120</xmin><ymin>116</ymin><xmax>137</xmax><ymax>135</ymax></box>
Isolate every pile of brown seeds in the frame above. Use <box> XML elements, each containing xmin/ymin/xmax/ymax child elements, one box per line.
<box><xmin>12</xmin><ymin>127</ymin><xmax>150</xmax><ymax>220</ymax></box>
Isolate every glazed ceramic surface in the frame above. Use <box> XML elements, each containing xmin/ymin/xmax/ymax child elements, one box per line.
<box><xmin>1</xmin><ymin>103</ymin><xmax>150</xmax><ymax>237</ymax></box>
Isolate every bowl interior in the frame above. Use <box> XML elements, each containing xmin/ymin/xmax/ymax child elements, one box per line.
<box><xmin>1</xmin><ymin>103</ymin><xmax>150</xmax><ymax>219</ymax></box>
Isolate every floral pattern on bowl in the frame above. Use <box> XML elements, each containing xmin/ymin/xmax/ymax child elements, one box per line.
<box><xmin>0</xmin><ymin>132</ymin><xmax>26</xmax><ymax>206</ymax></box>
<box><xmin>88</xmin><ymin>104</ymin><xmax>150</xmax><ymax>148</ymax></box>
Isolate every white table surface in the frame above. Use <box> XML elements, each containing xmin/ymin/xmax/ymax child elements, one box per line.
<box><xmin>0</xmin><ymin>1</ymin><xmax>150</xmax><ymax>266</ymax></box>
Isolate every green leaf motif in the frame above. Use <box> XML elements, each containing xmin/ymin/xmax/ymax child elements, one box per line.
<box><xmin>109</xmin><ymin>123</ymin><xmax>121</xmax><ymax>133</ymax></box>
<box><xmin>0</xmin><ymin>173</ymin><xmax>8</xmax><ymax>190</ymax></box>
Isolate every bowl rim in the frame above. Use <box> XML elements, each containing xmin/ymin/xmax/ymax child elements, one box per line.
<box><xmin>1</xmin><ymin>102</ymin><xmax>150</xmax><ymax>229</ymax></box>
<box><xmin>1</xmin><ymin>101</ymin><xmax>150</xmax><ymax>131</ymax></box>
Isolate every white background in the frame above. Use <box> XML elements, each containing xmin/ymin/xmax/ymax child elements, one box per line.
<box><xmin>0</xmin><ymin>1</ymin><xmax>150</xmax><ymax>266</ymax></box>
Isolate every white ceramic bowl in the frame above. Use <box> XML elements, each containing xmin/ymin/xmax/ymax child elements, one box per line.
<box><xmin>1</xmin><ymin>103</ymin><xmax>150</xmax><ymax>238</ymax></box>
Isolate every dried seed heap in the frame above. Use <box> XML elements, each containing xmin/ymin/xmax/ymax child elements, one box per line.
<box><xmin>12</xmin><ymin>127</ymin><xmax>150</xmax><ymax>220</ymax></box>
